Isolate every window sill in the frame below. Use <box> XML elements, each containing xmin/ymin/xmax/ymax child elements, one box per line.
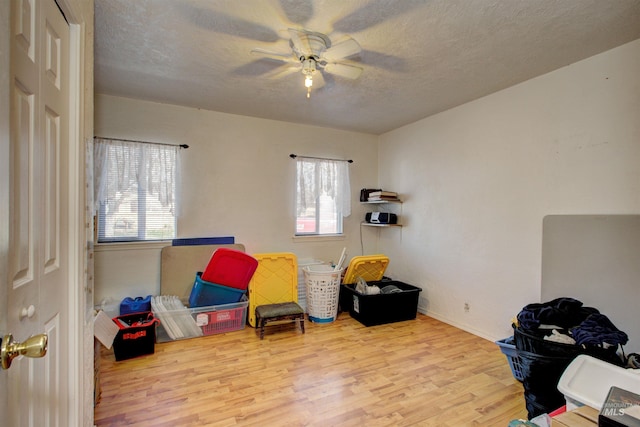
<box><xmin>292</xmin><ymin>234</ymin><xmax>346</xmax><ymax>243</ymax></box>
<box><xmin>94</xmin><ymin>240</ymin><xmax>172</xmax><ymax>252</ymax></box>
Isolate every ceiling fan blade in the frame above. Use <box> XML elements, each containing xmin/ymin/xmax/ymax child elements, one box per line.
<box><xmin>323</xmin><ymin>62</ymin><xmax>362</xmax><ymax>79</ymax></box>
<box><xmin>322</xmin><ymin>38</ymin><xmax>361</xmax><ymax>61</ymax></box>
<box><xmin>288</xmin><ymin>28</ymin><xmax>311</xmax><ymax>57</ymax></box>
<box><xmin>250</xmin><ymin>48</ymin><xmax>297</xmax><ymax>63</ymax></box>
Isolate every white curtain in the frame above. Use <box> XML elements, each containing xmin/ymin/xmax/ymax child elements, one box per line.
<box><xmin>297</xmin><ymin>158</ymin><xmax>351</xmax><ymax>218</ymax></box>
<box><xmin>93</xmin><ymin>138</ymin><xmax>178</xmax><ymax>212</ymax></box>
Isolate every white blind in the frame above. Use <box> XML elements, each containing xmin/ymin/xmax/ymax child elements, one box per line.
<box><xmin>295</xmin><ymin>157</ymin><xmax>350</xmax><ymax>235</ymax></box>
<box><xmin>94</xmin><ymin>138</ymin><xmax>179</xmax><ymax>241</ymax></box>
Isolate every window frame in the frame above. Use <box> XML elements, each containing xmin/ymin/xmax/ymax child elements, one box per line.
<box><xmin>94</xmin><ymin>138</ymin><xmax>179</xmax><ymax>243</ymax></box>
<box><xmin>294</xmin><ymin>157</ymin><xmax>350</xmax><ymax>237</ymax></box>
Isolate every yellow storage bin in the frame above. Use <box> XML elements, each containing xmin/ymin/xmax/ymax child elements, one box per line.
<box><xmin>342</xmin><ymin>255</ymin><xmax>389</xmax><ymax>284</ymax></box>
<box><xmin>248</xmin><ymin>253</ymin><xmax>298</xmax><ymax>327</ymax></box>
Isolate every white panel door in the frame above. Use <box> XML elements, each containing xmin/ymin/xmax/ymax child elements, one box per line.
<box><xmin>8</xmin><ymin>0</ymin><xmax>70</xmax><ymax>425</ymax></box>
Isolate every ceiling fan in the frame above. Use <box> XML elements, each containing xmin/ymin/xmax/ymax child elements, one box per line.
<box><xmin>250</xmin><ymin>28</ymin><xmax>363</xmax><ymax>98</ymax></box>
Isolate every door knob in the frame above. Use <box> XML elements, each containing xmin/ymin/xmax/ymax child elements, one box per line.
<box><xmin>1</xmin><ymin>333</ymin><xmax>48</xmax><ymax>370</ymax></box>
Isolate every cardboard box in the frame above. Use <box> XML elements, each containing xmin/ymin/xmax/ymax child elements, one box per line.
<box><xmin>551</xmin><ymin>406</ymin><xmax>598</xmax><ymax>426</ymax></box>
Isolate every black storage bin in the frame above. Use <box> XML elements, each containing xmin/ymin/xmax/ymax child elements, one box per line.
<box><xmin>518</xmin><ymin>348</ymin><xmax>576</xmax><ymax>419</ymax></box>
<box><xmin>112</xmin><ymin>312</ymin><xmax>158</xmax><ymax>361</ymax></box>
<box><xmin>515</xmin><ymin>324</ymin><xmax>621</xmax><ymax>364</ymax></box>
<box><xmin>514</xmin><ymin>325</ymin><xmax>623</xmax><ymax>419</ymax></box>
<box><xmin>341</xmin><ymin>280</ymin><xmax>421</xmax><ymax>327</ymax></box>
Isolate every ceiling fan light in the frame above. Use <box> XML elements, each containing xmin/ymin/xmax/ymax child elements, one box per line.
<box><xmin>302</xmin><ymin>58</ymin><xmax>316</xmax><ymax>74</ymax></box>
<box><xmin>305</xmin><ymin>74</ymin><xmax>313</xmax><ymax>88</ymax></box>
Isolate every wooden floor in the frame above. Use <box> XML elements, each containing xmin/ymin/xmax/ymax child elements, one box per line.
<box><xmin>95</xmin><ymin>312</ymin><xmax>527</xmax><ymax>426</ymax></box>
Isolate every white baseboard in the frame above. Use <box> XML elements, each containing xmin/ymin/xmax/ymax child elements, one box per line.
<box><xmin>417</xmin><ymin>306</ymin><xmax>499</xmax><ymax>343</ymax></box>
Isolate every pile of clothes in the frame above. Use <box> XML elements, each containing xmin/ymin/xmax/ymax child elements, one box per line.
<box><xmin>516</xmin><ymin>297</ymin><xmax>629</xmax><ymax>350</ymax></box>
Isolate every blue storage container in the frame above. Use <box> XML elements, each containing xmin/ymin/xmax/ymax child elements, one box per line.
<box><xmin>189</xmin><ymin>272</ymin><xmax>246</xmax><ymax>308</ymax></box>
<box><xmin>120</xmin><ymin>295</ymin><xmax>152</xmax><ymax>315</ymax></box>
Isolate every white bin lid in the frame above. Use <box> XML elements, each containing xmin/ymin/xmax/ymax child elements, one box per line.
<box><xmin>557</xmin><ymin>354</ymin><xmax>640</xmax><ymax>410</ymax></box>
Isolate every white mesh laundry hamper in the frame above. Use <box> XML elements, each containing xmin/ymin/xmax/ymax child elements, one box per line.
<box><xmin>303</xmin><ymin>265</ymin><xmax>344</xmax><ymax>323</ymax></box>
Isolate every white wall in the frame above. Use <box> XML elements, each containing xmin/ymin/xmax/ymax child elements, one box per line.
<box><xmin>94</xmin><ymin>95</ymin><xmax>379</xmax><ymax>305</ymax></box>
<box><xmin>378</xmin><ymin>39</ymin><xmax>640</xmax><ymax>345</ymax></box>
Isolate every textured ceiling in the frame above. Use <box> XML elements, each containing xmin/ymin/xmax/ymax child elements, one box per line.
<box><xmin>94</xmin><ymin>0</ymin><xmax>640</xmax><ymax>135</ymax></box>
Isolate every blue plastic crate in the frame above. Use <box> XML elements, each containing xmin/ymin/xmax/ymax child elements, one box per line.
<box><xmin>496</xmin><ymin>337</ymin><xmax>524</xmax><ymax>382</ymax></box>
<box><xmin>189</xmin><ymin>272</ymin><xmax>246</xmax><ymax>308</ymax></box>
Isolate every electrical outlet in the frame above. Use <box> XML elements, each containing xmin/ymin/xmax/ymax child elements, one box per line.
<box><xmin>464</xmin><ymin>302</ymin><xmax>470</xmax><ymax>312</ymax></box>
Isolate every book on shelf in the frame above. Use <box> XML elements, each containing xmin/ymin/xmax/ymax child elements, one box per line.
<box><xmin>368</xmin><ymin>197</ymin><xmax>400</xmax><ymax>202</ymax></box>
<box><xmin>368</xmin><ymin>190</ymin><xmax>397</xmax><ymax>198</ymax></box>
<box><xmin>368</xmin><ymin>195</ymin><xmax>400</xmax><ymax>202</ymax></box>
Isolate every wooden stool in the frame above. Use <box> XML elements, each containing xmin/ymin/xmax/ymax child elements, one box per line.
<box><xmin>255</xmin><ymin>302</ymin><xmax>305</xmax><ymax>340</ymax></box>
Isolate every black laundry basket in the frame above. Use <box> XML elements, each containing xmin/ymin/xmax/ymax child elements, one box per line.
<box><xmin>513</xmin><ymin>325</ymin><xmax>622</xmax><ymax>419</ymax></box>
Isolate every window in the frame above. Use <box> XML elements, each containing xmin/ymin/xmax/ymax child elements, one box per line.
<box><xmin>94</xmin><ymin>138</ymin><xmax>179</xmax><ymax>242</ymax></box>
<box><xmin>295</xmin><ymin>157</ymin><xmax>351</xmax><ymax>235</ymax></box>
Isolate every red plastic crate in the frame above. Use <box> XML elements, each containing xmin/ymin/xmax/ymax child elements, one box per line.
<box><xmin>197</xmin><ymin>305</ymin><xmax>247</xmax><ymax>335</ymax></box>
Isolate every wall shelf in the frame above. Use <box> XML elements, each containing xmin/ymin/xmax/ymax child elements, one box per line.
<box><xmin>361</xmin><ymin>200</ymin><xmax>402</xmax><ymax>204</ymax></box>
<box><xmin>361</xmin><ymin>222</ymin><xmax>402</xmax><ymax>228</ymax></box>
<box><xmin>361</xmin><ymin>197</ymin><xmax>402</xmax><ymax>227</ymax></box>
